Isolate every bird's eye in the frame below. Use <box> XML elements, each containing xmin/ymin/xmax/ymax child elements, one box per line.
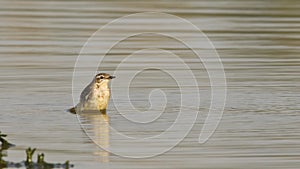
<box><xmin>99</xmin><ymin>76</ymin><xmax>104</xmax><ymax>79</ymax></box>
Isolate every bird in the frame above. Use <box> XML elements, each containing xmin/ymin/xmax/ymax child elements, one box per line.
<box><xmin>69</xmin><ymin>73</ymin><xmax>115</xmax><ymax>114</ymax></box>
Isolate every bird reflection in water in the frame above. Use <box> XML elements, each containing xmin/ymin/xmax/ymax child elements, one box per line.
<box><xmin>79</xmin><ymin>110</ymin><xmax>110</xmax><ymax>163</ymax></box>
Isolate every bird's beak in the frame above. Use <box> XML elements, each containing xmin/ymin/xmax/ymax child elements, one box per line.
<box><xmin>109</xmin><ymin>76</ymin><xmax>115</xmax><ymax>79</ymax></box>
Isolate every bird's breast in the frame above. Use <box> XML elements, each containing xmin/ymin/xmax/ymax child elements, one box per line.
<box><xmin>95</xmin><ymin>89</ymin><xmax>110</xmax><ymax>110</ymax></box>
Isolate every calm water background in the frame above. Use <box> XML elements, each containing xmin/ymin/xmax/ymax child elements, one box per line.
<box><xmin>1</xmin><ymin>0</ymin><xmax>300</xmax><ymax>168</ymax></box>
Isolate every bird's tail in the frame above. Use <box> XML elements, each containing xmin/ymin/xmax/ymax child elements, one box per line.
<box><xmin>68</xmin><ymin>107</ymin><xmax>76</xmax><ymax>114</ymax></box>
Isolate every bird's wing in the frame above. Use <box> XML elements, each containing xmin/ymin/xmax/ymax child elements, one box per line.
<box><xmin>80</xmin><ymin>81</ymin><xmax>94</xmax><ymax>102</ymax></box>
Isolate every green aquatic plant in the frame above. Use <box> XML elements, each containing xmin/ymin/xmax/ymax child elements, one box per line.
<box><xmin>37</xmin><ymin>153</ymin><xmax>45</xmax><ymax>164</ymax></box>
<box><xmin>25</xmin><ymin>147</ymin><xmax>36</xmax><ymax>164</ymax></box>
<box><xmin>0</xmin><ymin>131</ymin><xmax>11</xmax><ymax>168</ymax></box>
<box><xmin>24</xmin><ymin>148</ymin><xmax>73</xmax><ymax>169</ymax></box>
<box><xmin>0</xmin><ymin>131</ymin><xmax>74</xmax><ymax>169</ymax></box>
<box><xmin>35</xmin><ymin>152</ymin><xmax>72</xmax><ymax>169</ymax></box>
<box><xmin>0</xmin><ymin>131</ymin><xmax>15</xmax><ymax>150</ymax></box>
<box><xmin>0</xmin><ymin>152</ymin><xmax>7</xmax><ymax>168</ymax></box>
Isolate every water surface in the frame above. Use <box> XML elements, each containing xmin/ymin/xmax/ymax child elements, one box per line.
<box><xmin>0</xmin><ymin>0</ymin><xmax>300</xmax><ymax>168</ymax></box>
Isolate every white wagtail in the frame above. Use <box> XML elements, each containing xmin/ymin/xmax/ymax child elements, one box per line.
<box><xmin>69</xmin><ymin>73</ymin><xmax>115</xmax><ymax>114</ymax></box>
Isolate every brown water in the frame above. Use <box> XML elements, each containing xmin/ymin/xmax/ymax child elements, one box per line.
<box><xmin>1</xmin><ymin>0</ymin><xmax>300</xmax><ymax>168</ymax></box>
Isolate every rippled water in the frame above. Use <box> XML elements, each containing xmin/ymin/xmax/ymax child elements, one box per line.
<box><xmin>1</xmin><ymin>0</ymin><xmax>300</xmax><ymax>168</ymax></box>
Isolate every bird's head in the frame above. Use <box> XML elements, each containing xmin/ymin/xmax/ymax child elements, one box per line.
<box><xmin>94</xmin><ymin>73</ymin><xmax>115</xmax><ymax>85</ymax></box>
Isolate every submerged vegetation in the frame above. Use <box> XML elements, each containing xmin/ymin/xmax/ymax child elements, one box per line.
<box><xmin>0</xmin><ymin>131</ymin><xmax>73</xmax><ymax>169</ymax></box>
